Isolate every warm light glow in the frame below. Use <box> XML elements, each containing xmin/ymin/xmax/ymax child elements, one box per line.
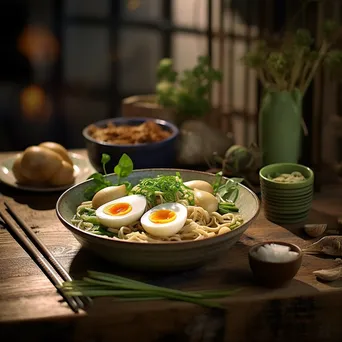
<box><xmin>127</xmin><ymin>0</ymin><xmax>140</xmax><ymax>11</ymax></box>
<box><xmin>17</xmin><ymin>25</ymin><xmax>59</xmax><ymax>64</ymax></box>
<box><xmin>20</xmin><ymin>85</ymin><xmax>51</xmax><ymax>120</ymax></box>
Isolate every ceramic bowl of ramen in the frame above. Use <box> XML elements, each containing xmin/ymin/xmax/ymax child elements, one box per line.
<box><xmin>56</xmin><ymin>169</ymin><xmax>260</xmax><ymax>271</ymax></box>
<box><xmin>83</xmin><ymin>117</ymin><xmax>180</xmax><ymax>172</ymax></box>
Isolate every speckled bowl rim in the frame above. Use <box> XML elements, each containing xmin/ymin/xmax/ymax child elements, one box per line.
<box><xmin>248</xmin><ymin>240</ymin><xmax>303</xmax><ymax>264</ymax></box>
<box><xmin>56</xmin><ymin>168</ymin><xmax>261</xmax><ymax>246</ymax></box>
<box><xmin>82</xmin><ymin>117</ymin><xmax>179</xmax><ymax>147</ymax></box>
<box><xmin>259</xmin><ymin>163</ymin><xmax>314</xmax><ymax>189</ymax></box>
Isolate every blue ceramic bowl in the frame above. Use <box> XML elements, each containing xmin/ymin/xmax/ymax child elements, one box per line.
<box><xmin>83</xmin><ymin>117</ymin><xmax>179</xmax><ymax>172</ymax></box>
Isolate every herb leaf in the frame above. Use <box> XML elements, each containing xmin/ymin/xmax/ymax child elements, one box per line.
<box><xmin>84</xmin><ymin>172</ymin><xmax>113</xmax><ymax>200</ymax></box>
<box><xmin>101</xmin><ymin>153</ymin><xmax>111</xmax><ymax>175</ymax></box>
<box><xmin>212</xmin><ymin>171</ymin><xmax>223</xmax><ymax>195</ymax></box>
<box><xmin>213</xmin><ymin>176</ymin><xmax>243</xmax><ymax>213</ymax></box>
<box><xmin>114</xmin><ymin>153</ymin><xmax>134</xmax><ymax>184</ymax></box>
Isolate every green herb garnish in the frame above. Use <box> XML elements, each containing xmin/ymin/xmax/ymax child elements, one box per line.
<box><xmin>212</xmin><ymin>171</ymin><xmax>223</xmax><ymax>195</ymax></box>
<box><xmin>84</xmin><ymin>153</ymin><xmax>134</xmax><ymax>200</ymax></box>
<box><xmin>84</xmin><ymin>173</ymin><xmax>113</xmax><ymax>200</ymax></box>
<box><xmin>101</xmin><ymin>153</ymin><xmax>111</xmax><ymax>174</ymax></box>
<box><xmin>131</xmin><ymin>172</ymin><xmax>194</xmax><ymax>207</ymax></box>
<box><xmin>60</xmin><ymin>270</ymin><xmax>240</xmax><ymax>308</ymax></box>
<box><xmin>212</xmin><ymin>172</ymin><xmax>243</xmax><ymax>214</ymax></box>
<box><xmin>114</xmin><ymin>153</ymin><xmax>134</xmax><ymax>185</ymax></box>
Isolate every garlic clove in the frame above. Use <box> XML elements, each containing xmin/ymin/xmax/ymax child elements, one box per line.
<box><xmin>313</xmin><ymin>266</ymin><xmax>342</xmax><ymax>282</ymax></box>
<box><xmin>92</xmin><ymin>185</ymin><xmax>127</xmax><ymax>209</ymax></box>
<box><xmin>303</xmin><ymin>236</ymin><xmax>342</xmax><ymax>256</ymax></box>
<box><xmin>304</xmin><ymin>224</ymin><xmax>327</xmax><ymax>238</ymax></box>
<box><xmin>193</xmin><ymin>188</ymin><xmax>219</xmax><ymax>213</ymax></box>
<box><xmin>184</xmin><ymin>180</ymin><xmax>214</xmax><ymax>194</ymax></box>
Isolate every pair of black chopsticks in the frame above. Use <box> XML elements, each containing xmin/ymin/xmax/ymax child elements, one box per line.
<box><xmin>0</xmin><ymin>201</ymin><xmax>91</xmax><ymax>313</ymax></box>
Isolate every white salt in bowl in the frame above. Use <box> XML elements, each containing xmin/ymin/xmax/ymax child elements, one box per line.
<box><xmin>248</xmin><ymin>241</ymin><xmax>303</xmax><ymax>288</ymax></box>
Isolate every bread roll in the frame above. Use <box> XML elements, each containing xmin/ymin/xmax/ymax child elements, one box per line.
<box><xmin>12</xmin><ymin>154</ymin><xmax>31</xmax><ymax>184</ymax></box>
<box><xmin>49</xmin><ymin>160</ymin><xmax>75</xmax><ymax>186</ymax></box>
<box><xmin>20</xmin><ymin>146</ymin><xmax>63</xmax><ymax>182</ymax></box>
<box><xmin>39</xmin><ymin>141</ymin><xmax>73</xmax><ymax>166</ymax></box>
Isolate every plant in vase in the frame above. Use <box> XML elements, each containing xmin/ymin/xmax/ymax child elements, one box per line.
<box><xmin>243</xmin><ymin>20</ymin><xmax>342</xmax><ymax>166</ymax></box>
<box><xmin>156</xmin><ymin>55</ymin><xmax>222</xmax><ymax>126</ymax></box>
<box><xmin>122</xmin><ymin>56</ymin><xmax>227</xmax><ymax>166</ymax></box>
<box><xmin>122</xmin><ymin>55</ymin><xmax>222</xmax><ymax>126</ymax></box>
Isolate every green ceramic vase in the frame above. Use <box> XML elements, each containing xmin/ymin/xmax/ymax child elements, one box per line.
<box><xmin>259</xmin><ymin>89</ymin><xmax>303</xmax><ymax>166</ymax></box>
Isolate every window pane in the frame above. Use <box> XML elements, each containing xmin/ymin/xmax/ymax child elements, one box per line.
<box><xmin>121</xmin><ymin>0</ymin><xmax>162</xmax><ymax>21</ymax></box>
<box><xmin>63</xmin><ymin>96</ymin><xmax>109</xmax><ymax>147</ymax></box>
<box><xmin>172</xmin><ymin>33</ymin><xmax>206</xmax><ymax>71</ymax></box>
<box><xmin>63</xmin><ymin>26</ymin><xmax>110</xmax><ymax>88</ymax></box>
<box><xmin>172</xmin><ymin>0</ymin><xmax>207</xmax><ymax>29</ymax></box>
<box><xmin>118</xmin><ymin>29</ymin><xmax>161</xmax><ymax>94</ymax></box>
<box><xmin>65</xmin><ymin>0</ymin><xmax>110</xmax><ymax>17</ymax></box>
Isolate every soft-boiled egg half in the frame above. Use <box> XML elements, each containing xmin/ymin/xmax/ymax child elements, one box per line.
<box><xmin>140</xmin><ymin>203</ymin><xmax>187</xmax><ymax>238</ymax></box>
<box><xmin>96</xmin><ymin>195</ymin><xmax>146</xmax><ymax>228</ymax></box>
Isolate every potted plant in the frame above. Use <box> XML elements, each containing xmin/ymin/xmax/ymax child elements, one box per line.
<box><xmin>122</xmin><ymin>55</ymin><xmax>222</xmax><ymax>127</ymax></box>
<box><xmin>243</xmin><ymin>20</ymin><xmax>342</xmax><ymax>166</ymax></box>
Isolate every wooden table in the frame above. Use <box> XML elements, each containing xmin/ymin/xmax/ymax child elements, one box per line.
<box><xmin>1</xmin><ymin>150</ymin><xmax>342</xmax><ymax>342</ymax></box>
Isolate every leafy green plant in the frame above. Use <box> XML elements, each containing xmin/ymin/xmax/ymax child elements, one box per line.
<box><xmin>242</xmin><ymin>20</ymin><xmax>342</xmax><ymax>95</ymax></box>
<box><xmin>156</xmin><ymin>56</ymin><xmax>222</xmax><ymax>118</ymax></box>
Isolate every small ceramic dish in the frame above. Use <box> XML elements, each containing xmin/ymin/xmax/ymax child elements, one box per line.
<box><xmin>259</xmin><ymin>163</ymin><xmax>314</xmax><ymax>190</ymax></box>
<box><xmin>248</xmin><ymin>241</ymin><xmax>303</xmax><ymax>288</ymax></box>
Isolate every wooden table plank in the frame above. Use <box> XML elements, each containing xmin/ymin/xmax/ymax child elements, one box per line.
<box><xmin>1</xmin><ymin>150</ymin><xmax>342</xmax><ymax>341</ymax></box>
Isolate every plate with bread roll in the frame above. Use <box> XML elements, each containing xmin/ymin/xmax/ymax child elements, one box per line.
<box><xmin>0</xmin><ymin>142</ymin><xmax>95</xmax><ymax>192</ymax></box>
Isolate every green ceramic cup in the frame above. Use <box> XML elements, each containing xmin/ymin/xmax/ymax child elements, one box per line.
<box><xmin>264</xmin><ymin>202</ymin><xmax>312</xmax><ymax>214</ymax></box>
<box><xmin>265</xmin><ymin>208</ymin><xmax>310</xmax><ymax>219</ymax></box>
<box><xmin>261</xmin><ymin>189</ymin><xmax>314</xmax><ymax>203</ymax></box>
<box><xmin>260</xmin><ymin>185</ymin><xmax>313</xmax><ymax>197</ymax></box>
<box><xmin>265</xmin><ymin>212</ymin><xmax>309</xmax><ymax>224</ymax></box>
<box><xmin>263</xmin><ymin>200</ymin><xmax>312</xmax><ymax>211</ymax></box>
<box><xmin>259</xmin><ymin>163</ymin><xmax>314</xmax><ymax>190</ymax></box>
<box><xmin>260</xmin><ymin>163</ymin><xmax>314</xmax><ymax>224</ymax></box>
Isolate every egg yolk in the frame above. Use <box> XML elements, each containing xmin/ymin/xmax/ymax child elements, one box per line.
<box><xmin>149</xmin><ymin>209</ymin><xmax>176</xmax><ymax>224</ymax></box>
<box><xmin>104</xmin><ymin>202</ymin><xmax>132</xmax><ymax>216</ymax></box>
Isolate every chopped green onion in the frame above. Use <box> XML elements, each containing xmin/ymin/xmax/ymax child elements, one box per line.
<box><xmin>59</xmin><ymin>270</ymin><xmax>240</xmax><ymax>309</ymax></box>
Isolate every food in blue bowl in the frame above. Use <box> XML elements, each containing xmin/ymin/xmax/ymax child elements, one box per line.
<box><xmin>83</xmin><ymin>117</ymin><xmax>179</xmax><ymax>172</ymax></box>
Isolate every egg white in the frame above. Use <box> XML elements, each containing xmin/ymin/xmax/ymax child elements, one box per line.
<box><xmin>140</xmin><ymin>202</ymin><xmax>187</xmax><ymax>238</ymax></box>
<box><xmin>96</xmin><ymin>194</ymin><xmax>146</xmax><ymax>228</ymax></box>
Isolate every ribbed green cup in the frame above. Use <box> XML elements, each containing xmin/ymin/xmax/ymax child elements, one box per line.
<box><xmin>260</xmin><ymin>163</ymin><xmax>314</xmax><ymax>224</ymax></box>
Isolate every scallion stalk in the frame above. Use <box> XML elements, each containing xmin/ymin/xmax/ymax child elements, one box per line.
<box><xmin>59</xmin><ymin>270</ymin><xmax>240</xmax><ymax>309</ymax></box>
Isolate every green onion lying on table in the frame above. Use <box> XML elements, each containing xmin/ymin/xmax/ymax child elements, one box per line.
<box><xmin>59</xmin><ymin>271</ymin><xmax>240</xmax><ymax>309</ymax></box>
